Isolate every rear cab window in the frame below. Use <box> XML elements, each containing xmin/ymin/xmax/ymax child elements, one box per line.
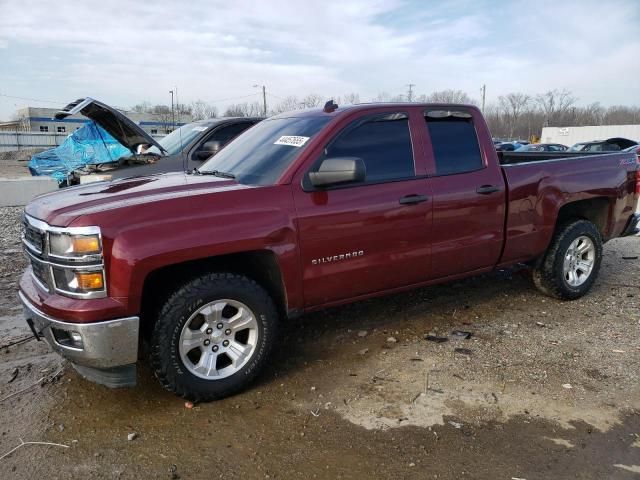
<box><xmin>424</xmin><ymin>110</ymin><xmax>484</xmax><ymax>176</ymax></box>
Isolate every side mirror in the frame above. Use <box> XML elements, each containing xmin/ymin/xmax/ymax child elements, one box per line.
<box><xmin>195</xmin><ymin>140</ymin><xmax>222</xmax><ymax>160</ymax></box>
<box><xmin>309</xmin><ymin>157</ymin><xmax>365</xmax><ymax>188</ymax></box>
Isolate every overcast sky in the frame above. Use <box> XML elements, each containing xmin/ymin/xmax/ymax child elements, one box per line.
<box><xmin>0</xmin><ymin>0</ymin><xmax>639</xmax><ymax>119</ymax></box>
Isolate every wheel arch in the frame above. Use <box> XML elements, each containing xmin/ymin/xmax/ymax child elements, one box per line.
<box><xmin>554</xmin><ymin>197</ymin><xmax>611</xmax><ymax>240</ymax></box>
<box><xmin>139</xmin><ymin>250</ymin><xmax>288</xmax><ymax>339</ymax></box>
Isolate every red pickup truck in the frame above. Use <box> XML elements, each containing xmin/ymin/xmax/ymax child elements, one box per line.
<box><xmin>19</xmin><ymin>102</ymin><xmax>639</xmax><ymax>400</ymax></box>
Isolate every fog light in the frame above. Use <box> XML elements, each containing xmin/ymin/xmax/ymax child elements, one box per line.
<box><xmin>70</xmin><ymin>332</ymin><xmax>83</xmax><ymax>344</ymax></box>
<box><xmin>51</xmin><ymin>328</ymin><xmax>84</xmax><ymax>349</ymax></box>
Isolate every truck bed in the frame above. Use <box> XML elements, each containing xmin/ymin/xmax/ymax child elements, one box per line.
<box><xmin>498</xmin><ymin>149</ymin><xmax>638</xmax><ymax>266</ymax></box>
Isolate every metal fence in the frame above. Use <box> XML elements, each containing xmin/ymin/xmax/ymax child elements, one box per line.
<box><xmin>0</xmin><ymin>131</ymin><xmax>166</xmax><ymax>152</ymax></box>
<box><xmin>0</xmin><ymin>131</ymin><xmax>68</xmax><ymax>152</ymax></box>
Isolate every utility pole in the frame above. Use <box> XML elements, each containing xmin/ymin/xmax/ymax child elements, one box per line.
<box><xmin>406</xmin><ymin>83</ymin><xmax>415</xmax><ymax>102</ymax></box>
<box><xmin>169</xmin><ymin>90</ymin><xmax>174</xmax><ymax>132</ymax></box>
<box><xmin>174</xmin><ymin>86</ymin><xmax>179</xmax><ymax>127</ymax></box>
<box><xmin>253</xmin><ymin>85</ymin><xmax>267</xmax><ymax>116</ymax></box>
<box><xmin>480</xmin><ymin>84</ymin><xmax>486</xmax><ymax>113</ymax></box>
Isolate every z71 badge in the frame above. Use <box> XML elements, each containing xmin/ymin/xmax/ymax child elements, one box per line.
<box><xmin>312</xmin><ymin>250</ymin><xmax>364</xmax><ymax>265</ymax></box>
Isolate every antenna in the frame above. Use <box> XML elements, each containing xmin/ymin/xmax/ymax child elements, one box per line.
<box><xmin>323</xmin><ymin>100</ymin><xmax>338</xmax><ymax>113</ymax></box>
<box><xmin>481</xmin><ymin>84</ymin><xmax>486</xmax><ymax>113</ymax></box>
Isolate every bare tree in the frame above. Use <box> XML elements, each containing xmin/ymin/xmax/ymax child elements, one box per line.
<box><xmin>535</xmin><ymin>89</ymin><xmax>577</xmax><ymax>126</ymax></box>
<box><xmin>224</xmin><ymin>102</ymin><xmax>263</xmax><ymax>117</ymax></box>
<box><xmin>271</xmin><ymin>96</ymin><xmax>304</xmax><ymax>114</ymax></box>
<box><xmin>342</xmin><ymin>92</ymin><xmax>361</xmax><ymax>105</ymax></box>
<box><xmin>131</xmin><ymin>101</ymin><xmax>152</xmax><ymax>113</ymax></box>
<box><xmin>191</xmin><ymin>100</ymin><xmax>218</xmax><ymax>121</ymax></box>
<box><xmin>426</xmin><ymin>89</ymin><xmax>475</xmax><ymax>104</ymax></box>
<box><xmin>498</xmin><ymin>93</ymin><xmax>530</xmax><ymax>138</ymax></box>
<box><xmin>147</xmin><ymin>105</ymin><xmax>173</xmax><ymax>132</ymax></box>
<box><xmin>300</xmin><ymin>94</ymin><xmax>325</xmax><ymax>108</ymax></box>
<box><xmin>602</xmin><ymin>105</ymin><xmax>640</xmax><ymax>125</ymax></box>
<box><xmin>371</xmin><ymin>91</ymin><xmax>404</xmax><ymax>102</ymax></box>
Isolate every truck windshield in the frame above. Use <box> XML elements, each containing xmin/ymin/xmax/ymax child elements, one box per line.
<box><xmin>197</xmin><ymin>116</ymin><xmax>331</xmax><ymax>185</ymax></box>
<box><xmin>147</xmin><ymin>123</ymin><xmax>207</xmax><ymax>156</ymax></box>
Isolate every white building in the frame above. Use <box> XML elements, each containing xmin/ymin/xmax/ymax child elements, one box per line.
<box><xmin>0</xmin><ymin>106</ymin><xmax>190</xmax><ymax>135</ymax></box>
<box><xmin>540</xmin><ymin>124</ymin><xmax>640</xmax><ymax>146</ymax></box>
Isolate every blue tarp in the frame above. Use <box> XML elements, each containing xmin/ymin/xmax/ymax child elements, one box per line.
<box><xmin>29</xmin><ymin>122</ymin><xmax>131</xmax><ymax>184</ymax></box>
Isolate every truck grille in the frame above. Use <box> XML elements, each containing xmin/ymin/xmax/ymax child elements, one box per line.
<box><xmin>23</xmin><ymin>221</ymin><xmax>45</xmax><ymax>253</ymax></box>
<box><xmin>30</xmin><ymin>257</ymin><xmax>50</xmax><ymax>290</ymax></box>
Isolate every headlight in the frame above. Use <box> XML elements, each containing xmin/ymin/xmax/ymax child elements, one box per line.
<box><xmin>48</xmin><ymin>226</ymin><xmax>105</xmax><ymax>297</ymax></box>
<box><xmin>49</xmin><ymin>232</ymin><xmax>101</xmax><ymax>257</ymax></box>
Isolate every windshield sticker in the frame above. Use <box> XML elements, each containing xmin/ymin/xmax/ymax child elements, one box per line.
<box><xmin>192</xmin><ymin>126</ymin><xmax>208</xmax><ymax>132</ymax></box>
<box><xmin>274</xmin><ymin>135</ymin><xmax>310</xmax><ymax>147</ymax></box>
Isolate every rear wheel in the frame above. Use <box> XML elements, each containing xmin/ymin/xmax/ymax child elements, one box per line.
<box><xmin>150</xmin><ymin>272</ymin><xmax>278</xmax><ymax>401</ymax></box>
<box><xmin>532</xmin><ymin>219</ymin><xmax>603</xmax><ymax>300</ymax></box>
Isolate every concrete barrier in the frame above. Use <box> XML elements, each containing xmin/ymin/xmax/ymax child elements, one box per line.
<box><xmin>0</xmin><ymin>177</ymin><xmax>59</xmax><ymax>207</ymax></box>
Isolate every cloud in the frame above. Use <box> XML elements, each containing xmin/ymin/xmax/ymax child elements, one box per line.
<box><xmin>0</xmin><ymin>0</ymin><xmax>638</xmax><ymax>119</ymax></box>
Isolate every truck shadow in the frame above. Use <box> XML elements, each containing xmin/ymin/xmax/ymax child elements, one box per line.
<box><xmin>261</xmin><ymin>265</ymin><xmax>536</xmax><ymax>385</ymax></box>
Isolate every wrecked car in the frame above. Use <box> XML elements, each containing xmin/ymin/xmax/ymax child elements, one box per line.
<box><xmin>50</xmin><ymin>98</ymin><xmax>262</xmax><ymax>185</ymax></box>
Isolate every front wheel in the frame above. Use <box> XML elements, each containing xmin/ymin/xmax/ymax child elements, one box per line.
<box><xmin>532</xmin><ymin>219</ymin><xmax>603</xmax><ymax>300</ymax></box>
<box><xmin>150</xmin><ymin>273</ymin><xmax>279</xmax><ymax>401</ymax></box>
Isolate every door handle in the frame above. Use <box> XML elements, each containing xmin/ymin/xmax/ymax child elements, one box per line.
<box><xmin>399</xmin><ymin>194</ymin><xmax>429</xmax><ymax>205</ymax></box>
<box><xmin>476</xmin><ymin>185</ymin><xmax>501</xmax><ymax>195</ymax></box>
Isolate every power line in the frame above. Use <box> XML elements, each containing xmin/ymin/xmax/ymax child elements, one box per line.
<box><xmin>0</xmin><ymin>93</ymin><xmax>66</xmax><ymax>104</ymax></box>
<box><xmin>265</xmin><ymin>92</ymin><xmax>286</xmax><ymax>101</ymax></box>
<box><xmin>204</xmin><ymin>92</ymin><xmax>261</xmax><ymax>104</ymax></box>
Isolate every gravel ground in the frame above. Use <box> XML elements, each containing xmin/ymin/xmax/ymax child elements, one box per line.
<box><xmin>0</xmin><ymin>205</ymin><xmax>639</xmax><ymax>479</ymax></box>
<box><xmin>0</xmin><ymin>207</ymin><xmax>27</xmax><ymax>314</ymax></box>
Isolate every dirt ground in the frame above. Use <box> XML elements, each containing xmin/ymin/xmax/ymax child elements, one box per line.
<box><xmin>0</xmin><ymin>149</ymin><xmax>44</xmax><ymax>178</ymax></box>
<box><xmin>1</xmin><ymin>205</ymin><xmax>639</xmax><ymax>479</ymax></box>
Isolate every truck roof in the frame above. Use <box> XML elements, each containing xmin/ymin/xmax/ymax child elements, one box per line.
<box><xmin>271</xmin><ymin>102</ymin><xmax>479</xmax><ymax>119</ymax></box>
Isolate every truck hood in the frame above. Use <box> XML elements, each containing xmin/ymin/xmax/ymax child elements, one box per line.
<box><xmin>25</xmin><ymin>172</ymin><xmax>251</xmax><ymax>227</ymax></box>
<box><xmin>55</xmin><ymin>98</ymin><xmax>166</xmax><ymax>154</ymax></box>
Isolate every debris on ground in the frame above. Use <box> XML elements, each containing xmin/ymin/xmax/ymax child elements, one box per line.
<box><xmin>454</xmin><ymin>348</ymin><xmax>473</xmax><ymax>355</ymax></box>
<box><xmin>358</xmin><ymin>348</ymin><xmax>369</xmax><ymax>356</ymax></box>
<box><xmin>168</xmin><ymin>464</ymin><xmax>180</xmax><ymax>480</ymax></box>
<box><xmin>386</xmin><ymin>336</ymin><xmax>397</xmax><ymax>344</ymax></box>
<box><xmin>425</xmin><ymin>334</ymin><xmax>448</xmax><ymax>343</ymax></box>
<box><xmin>357</xmin><ymin>330</ymin><xmax>368</xmax><ymax>337</ymax></box>
<box><xmin>0</xmin><ymin>439</ymin><xmax>69</xmax><ymax>461</ymax></box>
<box><xmin>184</xmin><ymin>401</ymin><xmax>194</xmax><ymax>409</ymax></box>
<box><xmin>562</xmin><ymin>384</ymin><xmax>573</xmax><ymax>389</ymax></box>
<box><xmin>451</xmin><ymin>330</ymin><xmax>472</xmax><ymax>339</ymax></box>
<box><xmin>7</xmin><ymin>368</ymin><xmax>18</xmax><ymax>383</ymax></box>
<box><xmin>127</xmin><ymin>432</ymin><xmax>138</xmax><ymax>441</ymax></box>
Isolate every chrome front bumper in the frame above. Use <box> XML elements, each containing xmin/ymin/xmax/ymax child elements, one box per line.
<box><xmin>19</xmin><ymin>290</ymin><xmax>139</xmax><ymax>386</ymax></box>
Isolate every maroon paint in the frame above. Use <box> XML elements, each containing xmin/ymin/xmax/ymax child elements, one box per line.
<box><xmin>20</xmin><ymin>104</ymin><xmax>639</xmax><ymax>324</ymax></box>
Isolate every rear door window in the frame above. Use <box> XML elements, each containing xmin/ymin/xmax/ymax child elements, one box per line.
<box><xmin>425</xmin><ymin>111</ymin><xmax>483</xmax><ymax>176</ymax></box>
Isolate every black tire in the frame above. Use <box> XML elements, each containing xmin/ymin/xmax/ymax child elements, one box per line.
<box><xmin>532</xmin><ymin>219</ymin><xmax>603</xmax><ymax>300</ymax></box>
<box><xmin>150</xmin><ymin>272</ymin><xmax>278</xmax><ymax>401</ymax></box>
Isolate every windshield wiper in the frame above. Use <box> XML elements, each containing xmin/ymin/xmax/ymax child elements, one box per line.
<box><xmin>193</xmin><ymin>168</ymin><xmax>236</xmax><ymax>179</ymax></box>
